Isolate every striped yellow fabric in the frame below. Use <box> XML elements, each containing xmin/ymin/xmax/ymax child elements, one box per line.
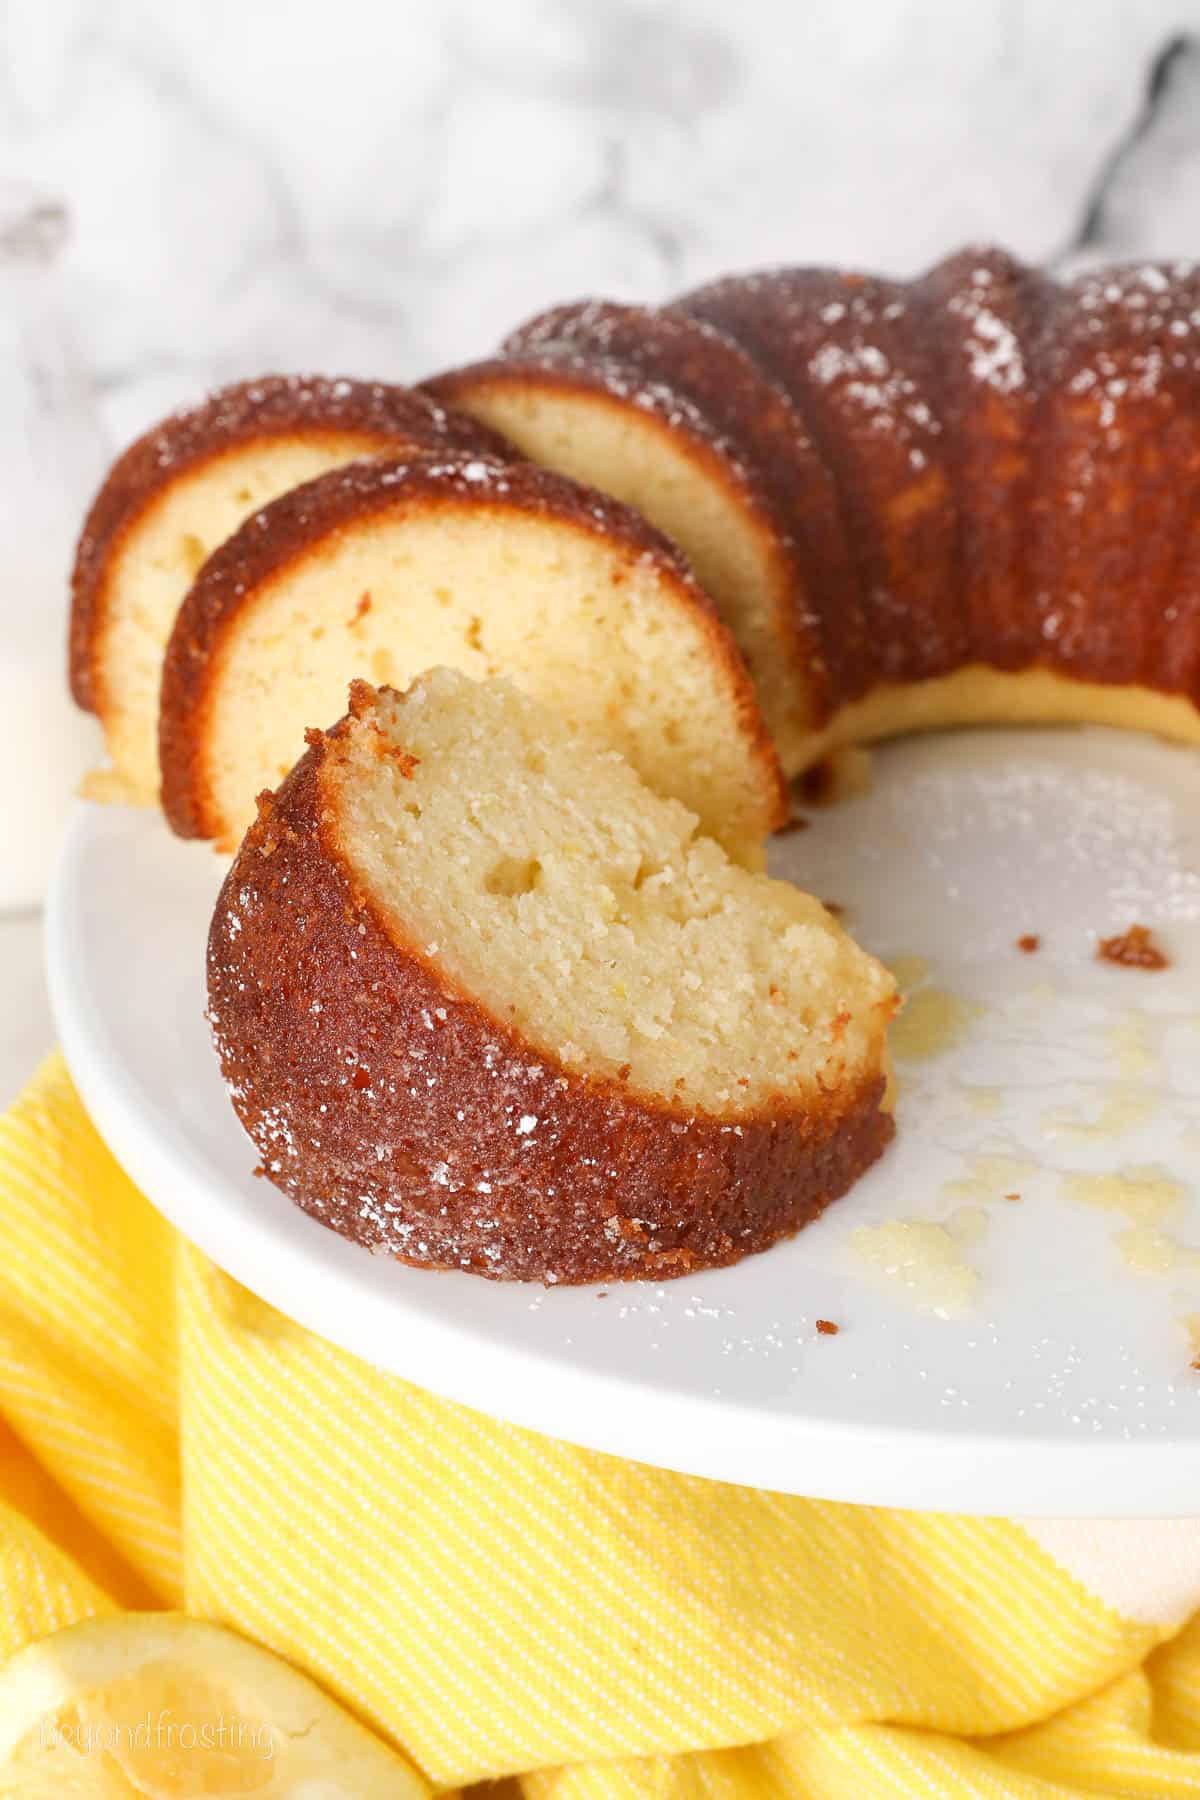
<box><xmin>3</xmin><ymin>1055</ymin><xmax>1200</xmax><ymax>1797</ymax></box>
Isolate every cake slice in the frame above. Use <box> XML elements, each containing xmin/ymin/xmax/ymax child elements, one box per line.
<box><xmin>69</xmin><ymin>375</ymin><xmax>510</xmax><ymax>802</ymax></box>
<box><xmin>159</xmin><ymin>454</ymin><xmax>787</xmax><ymax>860</ymax></box>
<box><xmin>208</xmin><ymin>670</ymin><xmax>896</xmax><ymax>1283</ymax></box>
<box><xmin>677</xmin><ymin>269</ymin><xmax>966</xmax><ymax>704</ymax></box>
<box><xmin>424</xmin><ymin>306</ymin><xmax>843</xmax><ymax>770</ymax></box>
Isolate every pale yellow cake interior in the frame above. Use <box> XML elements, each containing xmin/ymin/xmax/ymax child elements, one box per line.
<box><xmin>328</xmin><ymin>669</ymin><xmax>895</xmax><ymax>1114</ymax></box>
<box><xmin>192</xmin><ymin>500</ymin><xmax>781</xmax><ymax>859</ymax></box>
<box><xmin>794</xmin><ymin>662</ymin><xmax>1200</xmax><ymax>763</ymax></box>
<box><xmin>440</xmin><ymin>376</ymin><xmax>810</xmax><ymax>766</ymax></box>
<box><xmin>95</xmin><ymin>433</ymin><xmax>402</xmax><ymax>800</ymax></box>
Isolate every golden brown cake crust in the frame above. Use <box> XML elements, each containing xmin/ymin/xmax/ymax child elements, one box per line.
<box><xmin>1036</xmin><ymin>260</ymin><xmax>1200</xmax><ymax>688</ymax></box>
<box><xmin>679</xmin><ymin>255</ymin><xmax>1200</xmax><ymax>710</ymax></box>
<box><xmin>158</xmin><ymin>450</ymin><xmax>787</xmax><ymax>843</ymax></box>
<box><xmin>68</xmin><ymin>375</ymin><xmax>513</xmax><ymax>713</ymax></box>
<box><xmin>435</xmin><ymin>252</ymin><xmax>1200</xmax><ymax>731</ymax></box>
<box><xmin>207</xmin><ymin>723</ymin><xmax>893</xmax><ymax>1285</ymax></box>
<box><xmin>912</xmin><ymin>246</ymin><xmax>1053</xmax><ymax>671</ymax></box>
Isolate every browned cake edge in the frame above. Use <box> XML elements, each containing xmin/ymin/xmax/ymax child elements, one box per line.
<box><xmin>68</xmin><ymin>374</ymin><xmax>514</xmax><ymax>713</ymax></box>
<box><xmin>158</xmin><ymin>451</ymin><xmax>789</xmax><ymax>843</ymax></box>
<box><xmin>207</xmin><ymin>715</ymin><xmax>894</xmax><ymax>1284</ymax></box>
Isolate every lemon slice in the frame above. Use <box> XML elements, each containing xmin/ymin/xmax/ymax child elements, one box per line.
<box><xmin>0</xmin><ymin>1612</ymin><xmax>425</xmax><ymax>1798</ymax></box>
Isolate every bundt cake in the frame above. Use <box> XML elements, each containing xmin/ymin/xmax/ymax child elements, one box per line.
<box><xmin>158</xmin><ymin>454</ymin><xmax>787</xmax><ymax>859</ymax></box>
<box><xmin>208</xmin><ymin>670</ymin><xmax>896</xmax><ymax>1283</ymax></box>
<box><xmin>72</xmin><ymin>245</ymin><xmax>1200</xmax><ymax>1284</ymax></box>
<box><xmin>426</xmin><ymin>248</ymin><xmax>1200</xmax><ymax>768</ymax></box>
<box><xmin>69</xmin><ymin>375</ymin><xmax>511</xmax><ymax>802</ymax></box>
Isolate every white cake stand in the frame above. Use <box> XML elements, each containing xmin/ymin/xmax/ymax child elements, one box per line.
<box><xmin>47</xmin><ymin>727</ymin><xmax>1200</xmax><ymax>1515</ymax></box>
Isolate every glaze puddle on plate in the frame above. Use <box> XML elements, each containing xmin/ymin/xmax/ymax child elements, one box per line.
<box><xmin>47</xmin><ymin>726</ymin><xmax>1200</xmax><ymax>1514</ymax></box>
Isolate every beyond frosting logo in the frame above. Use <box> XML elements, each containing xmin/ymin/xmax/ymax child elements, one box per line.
<box><xmin>39</xmin><ymin>1708</ymin><xmax>278</xmax><ymax>1760</ymax></box>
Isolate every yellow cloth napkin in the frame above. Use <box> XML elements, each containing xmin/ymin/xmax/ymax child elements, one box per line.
<box><xmin>6</xmin><ymin>1054</ymin><xmax>1200</xmax><ymax>1797</ymax></box>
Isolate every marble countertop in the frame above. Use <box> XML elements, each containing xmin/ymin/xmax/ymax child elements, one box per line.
<box><xmin>10</xmin><ymin>2</ymin><xmax>1200</xmax><ymax>440</ymax></box>
<box><xmin>6</xmin><ymin>0</ymin><xmax>1200</xmax><ymax>1104</ymax></box>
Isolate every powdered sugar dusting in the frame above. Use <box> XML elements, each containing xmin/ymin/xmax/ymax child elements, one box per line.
<box><xmin>947</xmin><ymin>266</ymin><xmax>1026</xmax><ymax>395</ymax></box>
<box><xmin>777</xmin><ymin>284</ymin><xmax>942</xmax><ymax>474</ymax></box>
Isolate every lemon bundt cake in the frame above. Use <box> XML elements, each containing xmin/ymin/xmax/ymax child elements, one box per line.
<box><xmin>68</xmin><ymin>376</ymin><xmax>511</xmax><ymax>802</ymax></box>
<box><xmin>427</xmin><ymin>248</ymin><xmax>1200</xmax><ymax>768</ymax></box>
<box><xmin>75</xmin><ymin>246</ymin><xmax>1200</xmax><ymax>1283</ymax></box>
<box><xmin>207</xmin><ymin>671</ymin><xmax>895</xmax><ymax>1283</ymax></box>
<box><xmin>158</xmin><ymin>455</ymin><xmax>787</xmax><ymax>858</ymax></box>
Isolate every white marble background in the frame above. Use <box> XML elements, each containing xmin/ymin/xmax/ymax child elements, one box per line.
<box><xmin>5</xmin><ymin>0</ymin><xmax>1200</xmax><ymax>1099</ymax></box>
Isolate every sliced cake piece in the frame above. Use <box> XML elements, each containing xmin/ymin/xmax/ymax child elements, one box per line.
<box><xmin>676</xmin><ymin>269</ymin><xmax>967</xmax><ymax>706</ymax></box>
<box><xmin>159</xmin><ymin>454</ymin><xmax>787</xmax><ymax>860</ymax></box>
<box><xmin>69</xmin><ymin>375</ymin><xmax>510</xmax><ymax>802</ymax></box>
<box><xmin>208</xmin><ymin>670</ymin><xmax>896</xmax><ymax>1283</ymax></box>
<box><xmin>915</xmin><ymin>247</ymin><xmax>1050</xmax><ymax>672</ymax></box>
<box><xmin>424</xmin><ymin>305</ymin><xmax>845</xmax><ymax>770</ymax></box>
